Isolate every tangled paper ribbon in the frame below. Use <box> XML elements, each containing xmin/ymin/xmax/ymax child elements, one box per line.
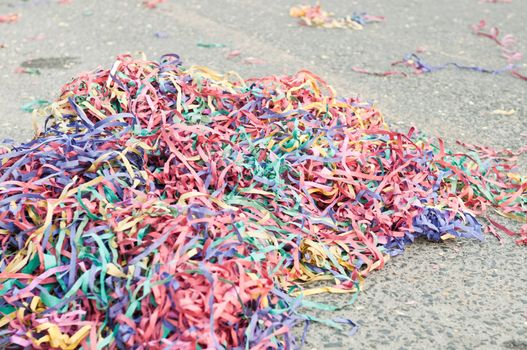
<box><xmin>472</xmin><ymin>20</ymin><xmax>527</xmax><ymax>80</ymax></box>
<box><xmin>352</xmin><ymin>20</ymin><xmax>527</xmax><ymax>80</ymax></box>
<box><xmin>290</xmin><ymin>4</ymin><xmax>383</xmax><ymax>30</ymax></box>
<box><xmin>0</xmin><ymin>54</ymin><xmax>525</xmax><ymax>349</ymax></box>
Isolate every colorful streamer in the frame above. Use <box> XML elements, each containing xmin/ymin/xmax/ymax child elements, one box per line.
<box><xmin>0</xmin><ymin>54</ymin><xmax>525</xmax><ymax>349</ymax></box>
<box><xmin>352</xmin><ymin>21</ymin><xmax>526</xmax><ymax>81</ymax></box>
<box><xmin>290</xmin><ymin>4</ymin><xmax>383</xmax><ymax>30</ymax></box>
<box><xmin>472</xmin><ymin>20</ymin><xmax>527</xmax><ymax>80</ymax></box>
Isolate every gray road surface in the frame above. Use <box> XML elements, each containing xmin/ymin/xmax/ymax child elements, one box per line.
<box><xmin>0</xmin><ymin>1</ymin><xmax>526</xmax><ymax>349</ymax></box>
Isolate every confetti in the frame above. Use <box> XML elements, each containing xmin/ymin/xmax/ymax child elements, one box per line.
<box><xmin>242</xmin><ymin>57</ymin><xmax>267</xmax><ymax>65</ymax></box>
<box><xmin>15</xmin><ymin>67</ymin><xmax>41</xmax><ymax>75</ymax></box>
<box><xmin>290</xmin><ymin>4</ymin><xmax>383</xmax><ymax>30</ymax></box>
<box><xmin>0</xmin><ymin>13</ymin><xmax>20</xmax><ymax>23</ymax></box>
<box><xmin>0</xmin><ymin>54</ymin><xmax>525</xmax><ymax>349</ymax></box>
<box><xmin>144</xmin><ymin>0</ymin><xmax>166</xmax><ymax>9</ymax></box>
<box><xmin>226</xmin><ymin>50</ymin><xmax>242</xmax><ymax>59</ymax></box>
<box><xmin>352</xmin><ymin>50</ymin><xmax>524</xmax><ymax>80</ymax></box>
<box><xmin>154</xmin><ymin>31</ymin><xmax>169</xmax><ymax>39</ymax></box>
<box><xmin>491</xmin><ymin>109</ymin><xmax>515</xmax><ymax>115</ymax></box>
<box><xmin>352</xmin><ymin>52</ymin><xmax>513</xmax><ymax>77</ymax></box>
<box><xmin>20</xmin><ymin>99</ymin><xmax>50</xmax><ymax>113</ymax></box>
<box><xmin>197</xmin><ymin>42</ymin><xmax>227</xmax><ymax>48</ymax></box>
<box><xmin>472</xmin><ymin>20</ymin><xmax>526</xmax><ymax>78</ymax></box>
<box><xmin>351</xmin><ymin>66</ymin><xmax>408</xmax><ymax>77</ymax></box>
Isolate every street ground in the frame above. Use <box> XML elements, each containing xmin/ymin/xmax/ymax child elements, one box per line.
<box><xmin>0</xmin><ymin>1</ymin><xmax>526</xmax><ymax>349</ymax></box>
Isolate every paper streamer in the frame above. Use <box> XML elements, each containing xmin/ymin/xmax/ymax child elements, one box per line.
<box><xmin>290</xmin><ymin>4</ymin><xmax>383</xmax><ymax>30</ymax></box>
<box><xmin>0</xmin><ymin>54</ymin><xmax>525</xmax><ymax>349</ymax></box>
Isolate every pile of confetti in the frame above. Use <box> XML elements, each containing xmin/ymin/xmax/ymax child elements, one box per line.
<box><xmin>290</xmin><ymin>4</ymin><xmax>383</xmax><ymax>30</ymax></box>
<box><xmin>0</xmin><ymin>54</ymin><xmax>526</xmax><ymax>349</ymax></box>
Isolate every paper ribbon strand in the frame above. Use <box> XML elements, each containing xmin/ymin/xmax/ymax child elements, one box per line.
<box><xmin>0</xmin><ymin>54</ymin><xmax>525</xmax><ymax>349</ymax></box>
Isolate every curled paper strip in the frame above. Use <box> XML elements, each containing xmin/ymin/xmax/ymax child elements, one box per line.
<box><xmin>290</xmin><ymin>4</ymin><xmax>383</xmax><ymax>30</ymax></box>
<box><xmin>0</xmin><ymin>54</ymin><xmax>525</xmax><ymax>349</ymax></box>
<box><xmin>353</xmin><ymin>22</ymin><xmax>526</xmax><ymax>81</ymax></box>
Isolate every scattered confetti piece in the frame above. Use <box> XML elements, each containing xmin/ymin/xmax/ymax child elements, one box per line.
<box><xmin>0</xmin><ymin>54</ymin><xmax>525</xmax><ymax>349</ymax></box>
<box><xmin>197</xmin><ymin>42</ymin><xmax>227</xmax><ymax>48</ymax></box>
<box><xmin>242</xmin><ymin>57</ymin><xmax>267</xmax><ymax>65</ymax></box>
<box><xmin>353</xmin><ymin>22</ymin><xmax>526</xmax><ymax>81</ymax></box>
<box><xmin>472</xmin><ymin>20</ymin><xmax>526</xmax><ymax>78</ymax></box>
<box><xmin>154</xmin><ymin>31</ymin><xmax>169</xmax><ymax>38</ymax></box>
<box><xmin>491</xmin><ymin>109</ymin><xmax>516</xmax><ymax>115</ymax></box>
<box><xmin>20</xmin><ymin>99</ymin><xmax>50</xmax><ymax>113</ymax></box>
<box><xmin>0</xmin><ymin>13</ymin><xmax>20</xmax><ymax>23</ymax></box>
<box><xmin>15</xmin><ymin>67</ymin><xmax>41</xmax><ymax>75</ymax></box>
<box><xmin>511</xmin><ymin>70</ymin><xmax>527</xmax><ymax>80</ymax></box>
<box><xmin>226</xmin><ymin>49</ymin><xmax>242</xmax><ymax>59</ymax></box>
<box><xmin>144</xmin><ymin>0</ymin><xmax>166</xmax><ymax>8</ymax></box>
<box><xmin>290</xmin><ymin>4</ymin><xmax>383</xmax><ymax>30</ymax></box>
